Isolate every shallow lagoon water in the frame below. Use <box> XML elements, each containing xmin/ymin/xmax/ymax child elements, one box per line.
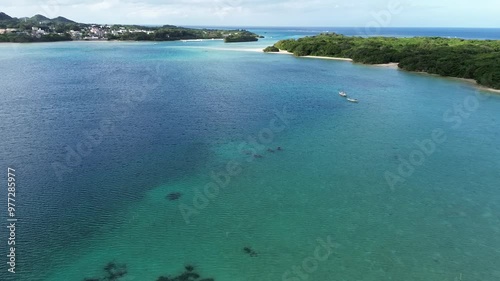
<box><xmin>0</xmin><ymin>28</ymin><xmax>500</xmax><ymax>281</ymax></box>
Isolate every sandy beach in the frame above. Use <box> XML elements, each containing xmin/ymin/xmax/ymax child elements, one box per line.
<box><xmin>449</xmin><ymin>77</ymin><xmax>500</xmax><ymax>94</ymax></box>
<box><xmin>269</xmin><ymin>49</ymin><xmax>354</xmax><ymax>61</ymax></box>
<box><xmin>370</xmin><ymin>62</ymin><xmax>400</xmax><ymax>68</ymax></box>
<box><xmin>269</xmin><ymin>49</ymin><xmax>395</xmax><ymax>66</ymax></box>
<box><xmin>303</xmin><ymin>55</ymin><xmax>353</xmax><ymax>61</ymax></box>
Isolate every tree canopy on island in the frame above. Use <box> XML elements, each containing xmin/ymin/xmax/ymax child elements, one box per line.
<box><xmin>108</xmin><ymin>27</ymin><xmax>259</xmax><ymax>42</ymax></box>
<box><xmin>263</xmin><ymin>46</ymin><xmax>279</xmax><ymax>52</ymax></box>
<box><xmin>224</xmin><ymin>31</ymin><xmax>259</xmax><ymax>43</ymax></box>
<box><xmin>267</xmin><ymin>33</ymin><xmax>500</xmax><ymax>89</ymax></box>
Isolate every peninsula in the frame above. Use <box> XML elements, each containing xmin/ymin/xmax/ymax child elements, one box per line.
<box><xmin>264</xmin><ymin>33</ymin><xmax>500</xmax><ymax>90</ymax></box>
<box><xmin>0</xmin><ymin>12</ymin><xmax>260</xmax><ymax>43</ymax></box>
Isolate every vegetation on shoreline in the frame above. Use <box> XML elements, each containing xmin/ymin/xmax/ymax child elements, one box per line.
<box><xmin>0</xmin><ymin>12</ymin><xmax>260</xmax><ymax>43</ymax></box>
<box><xmin>108</xmin><ymin>27</ymin><xmax>259</xmax><ymax>42</ymax></box>
<box><xmin>0</xmin><ymin>32</ymin><xmax>72</xmax><ymax>42</ymax></box>
<box><xmin>224</xmin><ymin>31</ymin><xmax>259</xmax><ymax>43</ymax></box>
<box><xmin>263</xmin><ymin>46</ymin><xmax>280</xmax><ymax>52</ymax></box>
<box><xmin>266</xmin><ymin>33</ymin><xmax>500</xmax><ymax>89</ymax></box>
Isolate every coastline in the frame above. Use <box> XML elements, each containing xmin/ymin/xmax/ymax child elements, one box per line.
<box><xmin>414</xmin><ymin>73</ymin><xmax>500</xmax><ymax>94</ymax></box>
<box><xmin>265</xmin><ymin>49</ymin><xmax>500</xmax><ymax>94</ymax></box>
<box><xmin>462</xmin><ymin>79</ymin><xmax>500</xmax><ymax>94</ymax></box>
<box><xmin>370</xmin><ymin>62</ymin><xmax>399</xmax><ymax>68</ymax></box>
<box><xmin>270</xmin><ymin>50</ymin><xmax>354</xmax><ymax>61</ymax></box>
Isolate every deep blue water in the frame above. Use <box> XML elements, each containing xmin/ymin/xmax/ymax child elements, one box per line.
<box><xmin>0</xmin><ymin>27</ymin><xmax>500</xmax><ymax>281</ymax></box>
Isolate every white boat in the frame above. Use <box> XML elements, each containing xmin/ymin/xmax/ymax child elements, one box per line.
<box><xmin>339</xmin><ymin>91</ymin><xmax>347</xmax><ymax>97</ymax></box>
<box><xmin>347</xmin><ymin>98</ymin><xmax>359</xmax><ymax>103</ymax></box>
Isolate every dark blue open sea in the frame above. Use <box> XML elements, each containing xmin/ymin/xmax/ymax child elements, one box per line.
<box><xmin>1</xmin><ymin>27</ymin><xmax>500</xmax><ymax>281</ymax></box>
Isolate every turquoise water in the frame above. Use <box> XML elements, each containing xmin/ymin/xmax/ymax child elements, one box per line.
<box><xmin>1</xmin><ymin>29</ymin><xmax>500</xmax><ymax>281</ymax></box>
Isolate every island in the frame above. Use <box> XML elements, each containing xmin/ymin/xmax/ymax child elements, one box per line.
<box><xmin>0</xmin><ymin>12</ymin><xmax>260</xmax><ymax>43</ymax></box>
<box><xmin>224</xmin><ymin>31</ymin><xmax>260</xmax><ymax>43</ymax></box>
<box><xmin>264</xmin><ymin>33</ymin><xmax>500</xmax><ymax>90</ymax></box>
<box><xmin>263</xmin><ymin>46</ymin><xmax>280</xmax><ymax>52</ymax></box>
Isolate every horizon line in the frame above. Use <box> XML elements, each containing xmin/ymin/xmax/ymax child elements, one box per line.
<box><xmin>71</xmin><ymin>24</ymin><xmax>500</xmax><ymax>29</ymax></box>
<box><xmin>2</xmin><ymin>12</ymin><xmax>499</xmax><ymax>29</ymax></box>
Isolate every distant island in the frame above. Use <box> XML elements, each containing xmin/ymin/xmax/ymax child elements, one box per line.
<box><xmin>0</xmin><ymin>12</ymin><xmax>260</xmax><ymax>43</ymax></box>
<box><xmin>264</xmin><ymin>33</ymin><xmax>500</xmax><ymax>90</ymax></box>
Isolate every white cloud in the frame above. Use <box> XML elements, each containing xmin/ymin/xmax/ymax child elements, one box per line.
<box><xmin>86</xmin><ymin>0</ymin><xmax>120</xmax><ymax>11</ymax></box>
<box><xmin>1</xmin><ymin>0</ymin><xmax>499</xmax><ymax>27</ymax></box>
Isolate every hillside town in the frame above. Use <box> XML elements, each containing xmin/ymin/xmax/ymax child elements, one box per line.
<box><xmin>0</xmin><ymin>24</ymin><xmax>155</xmax><ymax>40</ymax></box>
<box><xmin>0</xmin><ymin>12</ymin><xmax>260</xmax><ymax>43</ymax></box>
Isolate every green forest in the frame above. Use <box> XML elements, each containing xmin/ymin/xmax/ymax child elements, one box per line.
<box><xmin>224</xmin><ymin>32</ymin><xmax>261</xmax><ymax>43</ymax></box>
<box><xmin>0</xmin><ymin>33</ymin><xmax>72</xmax><ymax>42</ymax></box>
<box><xmin>108</xmin><ymin>28</ymin><xmax>259</xmax><ymax>42</ymax></box>
<box><xmin>266</xmin><ymin>33</ymin><xmax>500</xmax><ymax>89</ymax></box>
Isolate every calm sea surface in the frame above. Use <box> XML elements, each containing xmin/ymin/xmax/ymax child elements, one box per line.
<box><xmin>1</xmin><ymin>27</ymin><xmax>500</xmax><ymax>281</ymax></box>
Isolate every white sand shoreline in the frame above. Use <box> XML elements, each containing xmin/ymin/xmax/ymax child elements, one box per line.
<box><xmin>370</xmin><ymin>62</ymin><xmax>400</xmax><ymax>68</ymax></box>
<box><xmin>270</xmin><ymin>49</ymin><xmax>398</xmax><ymax>66</ymax></box>
<box><xmin>269</xmin><ymin>50</ymin><xmax>353</xmax><ymax>61</ymax></box>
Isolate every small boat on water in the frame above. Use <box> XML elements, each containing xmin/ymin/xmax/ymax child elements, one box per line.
<box><xmin>339</xmin><ymin>91</ymin><xmax>347</xmax><ymax>97</ymax></box>
<box><xmin>347</xmin><ymin>98</ymin><xmax>359</xmax><ymax>103</ymax></box>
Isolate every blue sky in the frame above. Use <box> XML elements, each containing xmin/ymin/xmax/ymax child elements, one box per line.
<box><xmin>2</xmin><ymin>0</ymin><xmax>499</xmax><ymax>27</ymax></box>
